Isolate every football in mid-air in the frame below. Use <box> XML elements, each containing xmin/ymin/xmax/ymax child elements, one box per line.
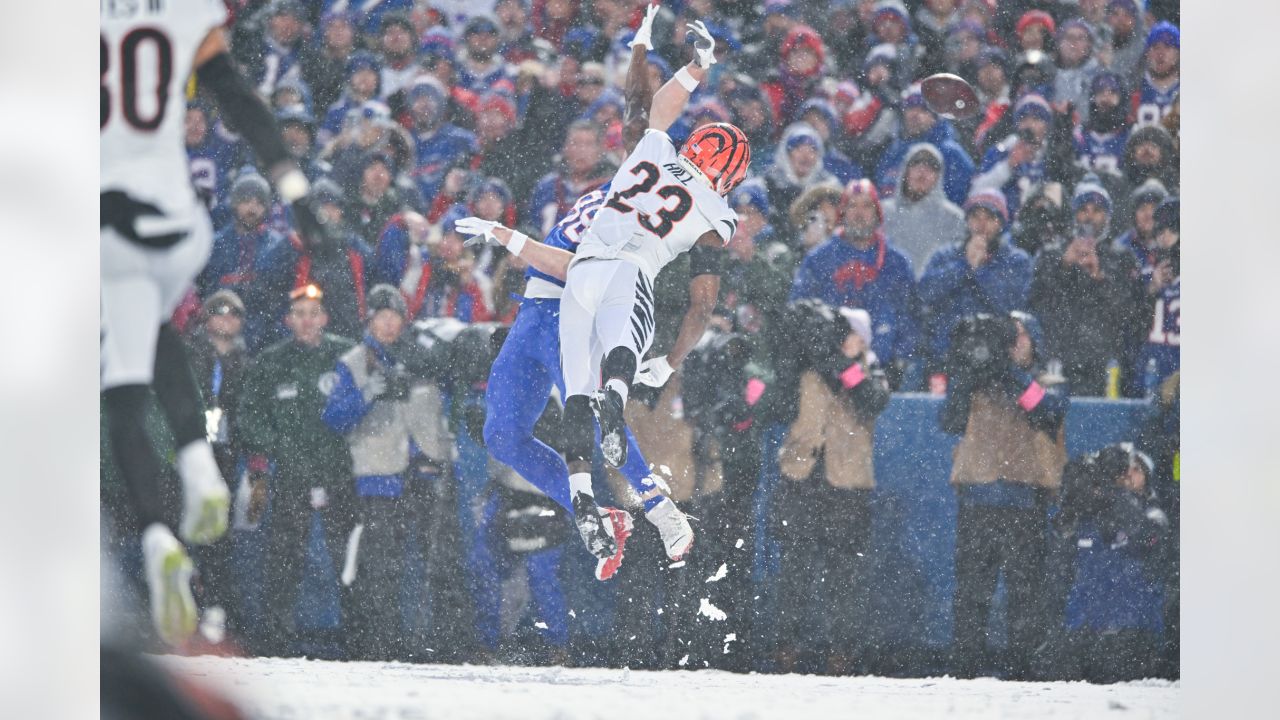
<box><xmin>920</xmin><ymin>73</ymin><xmax>980</xmax><ymax>120</ymax></box>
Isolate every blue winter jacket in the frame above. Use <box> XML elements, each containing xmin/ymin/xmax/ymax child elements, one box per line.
<box><xmin>918</xmin><ymin>237</ymin><xmax>1032</xmax><ymax>363</ymax></box>
<box><xmin>875</xmin><ymin>119</ymin><xmax>975</xmax><ymax>206</ymax></box>
<box><xmin>790</xmin><ymin>232</ymin><xmax>921</xmax><ymax>367</ymax></box>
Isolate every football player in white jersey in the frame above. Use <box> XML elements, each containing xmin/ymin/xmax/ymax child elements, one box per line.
<box><xmin>102</xmin><ymin>0</ymin><xmax>327</xmax><ymax>646</ymax></box>
<box><xmin>455</xmin><ymin>15</ymin><xmax>751</xmax><ymax>577</ymax></box>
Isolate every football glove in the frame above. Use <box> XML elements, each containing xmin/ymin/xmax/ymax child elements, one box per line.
<box><xmin>686</xmin><ymin>21</ymin><xmax>717</xmax><ymax>69</ymax></box>
<box><xmin>629</xmin><ymin>3</ymin><xmax>661</xmax><ymax>50</ymax></box>
<box><xmin>635</xmin><ymin>355</ymin><xmax>675</xmax><ymax>388</ymax></box>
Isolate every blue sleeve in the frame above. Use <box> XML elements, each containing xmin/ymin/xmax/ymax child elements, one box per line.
<box><xmin>891</xmin><ymin>258</ymin><xmax>922</xmax><ymax>362</ymax></box>
<box><xmin>918</xmin><ymin>249</ymin><xmax>968</xmax><ymax>306</ymax></box>
<box><xmin>373</xmin><ymin>222</ymin><xmax>410</xmax><ymax>286</ymax></box>
<box><xmin>943</xmin><ymin>146</ymin><xmax>975</xmax><ymax>205</ymax></box>
<box><xmin>322</xmin><ymin>361</ymin><xmax>370</xmax><ymax>434</ymax></box>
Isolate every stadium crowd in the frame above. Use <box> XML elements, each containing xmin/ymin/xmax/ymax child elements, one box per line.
<box><xmin>102</xmin><ymin>0</ymin><xmax>1180</xmax><ymax>682</ymax></box>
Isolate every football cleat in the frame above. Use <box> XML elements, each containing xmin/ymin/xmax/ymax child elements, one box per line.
<box><xmin>645</xmin><ymin>497</ymin><xmax>695</xmax><ymax>561</ymax></box>
<box><xmin>589</xmin><ymin>387</ymin><xmax>628</xmax><ymax>468</ymax></box>
<box><xmin>573</xmin><ymin>492</ymin><xmax>617</xmax><ymax>560</ymax></box>
<box><xmin>176</xmin><ymin>441</ymin><xmax>230</xmax><ymax>545</ymax></box>
<box><xmin>595</xmin><ymin>508</ymin><xmax>634</xmax><ymax>581</ymax></box>
<box><xmin>142</xmin><ymin>524</ymin><xmax>198</xmax><ymax>647</ymax></box>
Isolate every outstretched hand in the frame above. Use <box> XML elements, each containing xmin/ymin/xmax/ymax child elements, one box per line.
<box><xmin>455</xmin><ymin>216</ymin><xmax>504</xmax><ymax>248</ymax></box>
<box><xmin>686</xmin><ymin>20</ymin><xmax>717</xmax><ymax>68</ymax></box>
<box><xmin>629</xmin><ymin>3</ymin><xmax>661</xmax><ymax>50</ymax></box>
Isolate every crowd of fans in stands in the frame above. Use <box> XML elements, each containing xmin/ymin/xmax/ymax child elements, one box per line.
<box><xmin>119</xmin><ymin>0</ymin><xmax>1183</xmax><ymax>679</ymax></box>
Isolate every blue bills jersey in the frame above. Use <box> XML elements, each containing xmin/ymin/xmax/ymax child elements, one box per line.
<box><xmin>523</xmin><ymin>182</ymin><xmax>612</xmax><ymax>299</ymax></box>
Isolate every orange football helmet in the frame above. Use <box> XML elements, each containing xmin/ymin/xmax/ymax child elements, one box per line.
<box><xmin>678</xmin><ymin>122</ymin><xmax>752</xmax><ymax>196</ymax></box>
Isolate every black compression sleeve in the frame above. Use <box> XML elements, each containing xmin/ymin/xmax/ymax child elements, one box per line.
<box><xmin>196</xmin><ymin>52</ymin><xmax>289</xmax><ymax>171</ymax></box>
<box><xmin>688</xmin><ymin>243</ymin><xmax>724</xmax><ymax>277</ymax></box>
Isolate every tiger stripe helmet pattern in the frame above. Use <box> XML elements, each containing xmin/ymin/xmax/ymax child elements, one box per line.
<box><xmin>678</xmin><ymin>122</ymin><xmax>752</xmax><ymax>196</ymax></box>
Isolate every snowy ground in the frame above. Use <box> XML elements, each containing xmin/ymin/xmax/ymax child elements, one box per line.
<box><xmin>163</xmin><ymin>655</ymin><xmax>1179</xmax><ymax>720</ymax></box>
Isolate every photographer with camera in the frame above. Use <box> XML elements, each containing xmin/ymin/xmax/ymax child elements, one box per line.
<box><xmin>321</xmin><ymin>284</ymin><xmax>450</xmax><ymax>660</ymax></box>
<box><xmin>1053</xmin><ymin>442</ymin><xmax>1174</xmax><ymax>682</ymax></box>
<box><xmin>918</xmin><ymin>189</ymin><xmax>1032</xmax><ymax>382</ymax></box>
<box><xmin>1028</xmin><ymin>180</ymin><xmax>1145</xmax><ymax>396</ymax></box>
<box><xmin>940</xmin><ymin>310</ymin><xmax>1068</xmax><ymax>679</ymax></box>
<box><xmin>772</xmin><ymin>302</ymin><xmax>891</xmax><ymax>675</ymax></box>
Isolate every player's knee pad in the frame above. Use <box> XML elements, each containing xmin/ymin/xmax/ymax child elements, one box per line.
<box><xmin>601</xmin><ymin>346</ymin><xmax>638</xmax><ymax>382</ymax></box>
<box><xmin>562</xmin><ymin>395</ymin><xmax>595</xmax><ymax>464</ymax></box>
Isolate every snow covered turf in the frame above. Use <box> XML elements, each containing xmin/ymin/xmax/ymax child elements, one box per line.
<box><xmin>163</xmin><ymin>655</ymin><xmax>1179</xmax><ymax>719</ymax></box>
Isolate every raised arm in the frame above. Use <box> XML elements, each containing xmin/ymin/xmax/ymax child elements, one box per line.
<box><xmin>623</xmin><ymin>4</ymin><xmax>660</xmax><ymax>153</ymax></box>
<box><xmin>453</xmin><ymin>218</ymin><xmax>576</xmax><ymax>281</ymax></box>
<box><xmin>648</xmin><ymin>20</ymin><xmax>719</xmax><ymax>132</ymax></box>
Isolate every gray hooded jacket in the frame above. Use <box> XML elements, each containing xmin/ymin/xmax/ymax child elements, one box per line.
<box><xmin>881</xmin><ymin>143</ymin><xmax>966</xmax><ymax>277</ymax></box>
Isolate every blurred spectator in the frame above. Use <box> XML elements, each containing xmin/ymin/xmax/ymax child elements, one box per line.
<box><xmin>197</xmin><ymin>170</ymin><xmax>293</xmax><ymax>351</ymax></box>
<box><xmin>494</xmin><ymin>0</ymin><xmax>539</xmax><ymax>64</ymax></box>
<box><xmin>247</xmin><ymin>0</ymin><xmax>309</xmax><ymax>96</ymax></box>
<box><xmin>869</xmin><ymin>0</ymin><xmax>923</xmax><ymax>84</ymax></box>
<box><xmin>322</xmin><ymin>285</ymin><xmax>449</xmax><ymax>660</ymax></box>
<box><xmin>972</xmin><ymin>94</ymin><xmax>1053</xmax><ymax>214</ymax></box>
<box><xmin>319</xmin><ymin>53</ymin><xmax>383</xmax><ymax>146</ymax></box>
<box><xmin>1133</xmin><ymin>22</ymin><xmax>1179</xmax><ymax>127</ymax></box>
<box><xmin>1015</xmin><ymin>10</ymin><xmax>1055</xmax><ymax>55</ymax></box>
<box><xmin>186</xmin><ymin>100</ymin><xmax>244</xmax><ymax>231</ymax></box>
<box><xmin>183</xmin><ymin>290</ymin><xmax>251</xmax><ymax>644</ymax></box>
<box><xmin>1078</xmin><ymin>0</ymin><xmax>1114</xmax><ymax>67</ymax></box>
<box><xmin>1105</xmin><ymin>0</ymin><xmax>1147</xmax><ymax>86</ymax></box>
<box><xmin>1053</xmin><ymin>21</ymin><xmax>1101</xmax><ymax>119</ymax></box>
<box><xmin>774</xmin><ymin>305</ymin><xmax>890</xmax><ymax>675</ymax></box>
<box><xmin>347</xmin><ymin>152</ymin><xmax>410</xmax><ymax>247</ymax></box>
<box><xmin>261</xmin><ymin>179</ymin><xmax>373</xmax><ymax>341</ymax></box>
<box><xmin>876</xmin><ymin>85</ymin><xmax>975</xmax><ymax>206</ymax></box>
<box><xmin>403</xmin><ymin>77</ymin><xmax>479</xmax><ymax>187</ymax></box>
<box><xmin>842</xmin><ymin>44</ymin><xmax>903</xmax><ymax>170</ymax></box>
<box><xmin>302</xmin><ymin>10</ymin><xmax>360</xmax><ymax>114</ymax></box>
<box><xmin>914</xmin><ymin>0</ymin><xmax>961</xmax><ymax>78</ymax></box>
<box><xmin>458</xmin><ymin>16</ymin><xmax>514</xmax><ymax>91</ymax></box>
<box><xmin>1056</xmin><ymin>443</ymin><xmax>1173</xmax><ymax>683</ymax></box>
<box><xmin>919</xmin><ymin>189</ymin><xmax>1031</xmax><ymax>373</ymax></box>
<box><xmin>1074</xmin><ymin>71</ymin><xmax>1131</xmax><ymax>176</ymax></box>
<box><xmin>1121</xmin><ymin>124</ymin><xmax>1178</xmax><ymax>199</ymax></box>
<box><xmin>373</xmin><ymin>207</ymin><xmax>494</xmax><ymax>322</ymax></box>
<box><xmin>796</xmin><ymin>99</ymin><xmax>863</xmax><ymax>185</ymax></box>
<box><xmin>1112</xmin><ymin>178</ymin><xmax>1169</xmax><ymax>273</ymax></box>
<box><xmin>237</xmin><ymin>284</ymin><xmax>359</xmax><ymax>657</ymax></box>
<box><xmin>1028</xmin><ymin>181</ymin><xmax>1144</xmax><ymax>396</ymax></box>
<box><xmin>527</xmin><ymin>120</ymin><xmax>614</xmax><ymax>235</ymax></box>
<box><xmin>724</xmin><ymin>182</ymin><xmax>795</xmax><ymax>330</ymax></box>
<box><xmin>1010</xmin><ymin>181</ymin><xmax>1069</xmax><ymax>257</ymax></box>
<box><xmin>764</xmin><ymin>123</ymin><xmax>841</xmax><ymax>223</ymax></box>
<box><xmin>276</xmin><ymin>106</ymin><xmax>322</xmax><ymax>179</ymax></box>
<box><xmin>376</xmin><ymin>12</ymin><xmax>422</xmax><ymax>101</ymax></box>
<box><xmin>940</xmin><ymin>310</ymin><xmax>1068</xmax><ymax>679</ymax></box>
<box><xmin>968</xmin><ymin>48</ymin><xmax>1011</xmax><ymax>155</ymax></box>
<box><xmin>1133</xmin><ymin>198</ymin><xmax>1179</xmax><ymax>393</ymax></box>
<box><xmin>788</xmin><ymin>183</ymin><xmax>845</xmax><ymax>256</ymax></box>
<box><xmin>881</xmin><ymin>143</ymin><xmax>966</xmax><ymax>277</ymax></box>
<box><xmin>791</xmin><ymin>179</ymin><xmax>920</xmax><ymax>388</ymax></box>
<box><xmin>762</xmin><ymin>26</ymin><xmax>827</xmax><ymax>128</ymax></box>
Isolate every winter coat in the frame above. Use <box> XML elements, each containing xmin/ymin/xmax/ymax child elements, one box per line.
<box><xmin>875</xmin><ymin>118</ymin><xmax>975</xmax><ymax>206</ymax></box>
<box><xmin>237</xmin><ymin>334</ymin><xmax>356</xmax><ymax>485</ymax></box>
<box><xmin>943</xmin><ymin>379</ymin><xmax>1068</xmax><ymax>492</ymax></box>
<box><xmin>763</xmin><ymin>123</ymin><xmax>841</xmax><ymax>222</ymax></box>
<box><xmin>880</xmin><ymin>143</ymin><xmax>967</xmax><ymax>277</ymax></box>
<box><xmin>790</xmin><ymin>231</ymin><xmax>921</xmax><ymax>368</ymax></box>
<box><xmin>198</xmin><ymin>225</ymin><xmax>294</xmax><ymax>352</ymax></box>
<box><xmin>918</xmin><ymin>238</ymin><xmax>1032</xmax><ymax>363</ymax></box>
<box><xmin>779</xmin><ymin>357</ymin><xmax>891</xmax><ymax>490</ymax></box>
<box><xmin>1028</xmin><ymin>240</ymin><xmax>1145</xmax><ymax>396</ymax></box>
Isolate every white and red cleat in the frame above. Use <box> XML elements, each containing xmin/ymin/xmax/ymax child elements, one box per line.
<box><xmin>645</xmin><ymin>497</ymin><xmax>694</xmax><ymax>561</ymax></box>
<box><xmin>594</xmin><ymin>508</ymin><xmax>634</xmax><ymax>581</ymax></box>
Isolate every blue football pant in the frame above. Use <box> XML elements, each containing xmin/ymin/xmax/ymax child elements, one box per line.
<box><xmin>483</xmin><ymin>297</ymin><xmax>653</xmax><ymax>513</ymax></box>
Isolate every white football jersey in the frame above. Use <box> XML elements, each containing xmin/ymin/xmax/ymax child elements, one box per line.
<box><xmin>101</xmin><ymin>0</ymin><xmax>228</xmax><ymax>238</ymax></box>
<box><xmin>573</xmin><ymin>129</ymin><xmax>738</xmax><ymax>280</ymax></box>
